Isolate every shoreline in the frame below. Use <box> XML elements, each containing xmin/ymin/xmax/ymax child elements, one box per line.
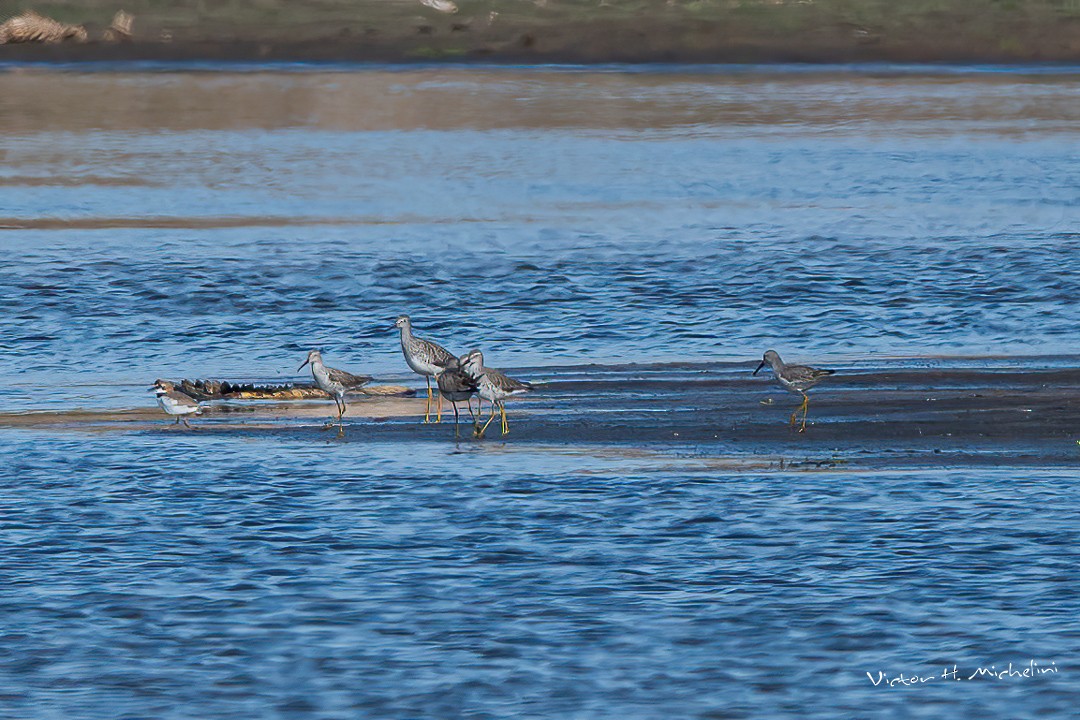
<box><xmin>4</xmin><ymin>56</ymin><xmax>1080</xmax><ymax>73</ymax></box>
<box><xmin>2</xmin><ymin>1</ymin><xmax>1079</xmax><ymax>68</ymax></box>
<box><xmin>4</xmin><ymin>362</ymin><xmax>1077</xmax><ymax>469</ymax></box>
<box><xmin>3</xmin><ymin>43</ymin><xmax>1080</xmax><ymax>69</ymax></box>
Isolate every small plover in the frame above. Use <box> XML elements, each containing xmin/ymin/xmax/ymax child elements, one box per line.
<box><xmin>152</xmin><ymin>379</ymin><xmax>202</xmax><ymax>428</ymax></box>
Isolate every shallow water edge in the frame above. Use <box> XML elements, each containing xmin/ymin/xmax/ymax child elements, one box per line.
<box><xmin>5</xmin><ymin>359</ymin><xmax>1078</xmax><ymax>470</ymax></box>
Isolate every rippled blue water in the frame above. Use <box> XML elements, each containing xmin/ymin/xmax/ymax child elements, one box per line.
<box><xmin>1</xmin><ymin>432</ymin><xmax>1077</xmax><ymax>719</ymax></box>
<box><xmin>1</xmin><ymin>66</ymin><xmax>1078</xmax><ymax>717</ymax></box>
<box><xmin>1</xmin><ymin>66</ymin><xmax>1079</xmax><ymax>410</ymax></box>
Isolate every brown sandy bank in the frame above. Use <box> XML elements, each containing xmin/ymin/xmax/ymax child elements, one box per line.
<box><xmin>1</xmin><ymin>1</ymin><xmax>1079</xmax><ymax>65</ymax></box>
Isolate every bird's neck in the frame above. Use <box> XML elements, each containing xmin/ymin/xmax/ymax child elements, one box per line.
<box><xmin>399</xmin><ymin>324</ymin><xmax>414</xmax><ymax>345</ymax></box>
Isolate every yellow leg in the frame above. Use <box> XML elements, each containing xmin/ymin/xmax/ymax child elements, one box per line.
<box><xmin>500</xmin><ymin>403</ymin><xmax>509</xmax><ymax>435</ymax></box>
<box><xmin>423</xmin><ymin>376</ymin><xmax>432</xmax><ymax>423</ymax></box>
<box><xmin>790</xmin><ymin>394</ymin><xmax>807</xmax><ymax>429</ymax></box>
<box><xmin>478</xmin><ymin>402</ymin><xmax>498</xmax><ymax>438</ymax></box>
<box><xmin>472</xmin><ymin>398</ymin><xmax>486</xmax><ymax>436</ymax></box>
<box><xmin>799</xmin><ymin>395</ymin><xmax>810</xmax><ymax>433</ymax></box>
<box><xmin>436</xmin><ymin>390</ymin><xmax>443</xmax><ymax>424</ymax></box>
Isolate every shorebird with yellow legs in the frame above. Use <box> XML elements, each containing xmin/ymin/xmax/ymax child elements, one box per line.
<box><xmin>753</xmin><ymin>349</ymin><xmax>835</xmax><ymax>433</ymax></box>
<box><xmin>461</xmin><ymin>349</ymin><xmax>531</xmax><ymax>438</ymax></box>
<box><xmin>395</xmin><ymin>315</ymin><xmax>456</xmax><ymax>423</ymax></box>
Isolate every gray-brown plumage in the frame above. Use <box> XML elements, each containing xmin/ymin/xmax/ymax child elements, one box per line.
<box><xmin>460</xmin><ymin>349</ymin><xmax>531</xmax><ymax>437</ymax></box>
<box><xmin>298</xmin><ymin>349</ymin><xmax>372</xmax><ymax>432</ymax></box>
<box><xmin>0</xmin><ymin>11</ymin><xmax>87</xmax><ymax>44</ymax></box>
<box><xmin>753</xmin><ymin>349</ymin><xmax>835</xmax><ymax>432</ymax></box>
<box><xmin>435</xmin><ymin>354</ymin><xmax>479</xmax><ymax>437</ymax></box>
<box><xmin>395</xmin><ymin>315</ymin><xmax>456</xmax><ymax>423</ymax></box>
<box><xmin>152</xmin><ymin>379</ymin><xmax>202</xmax><ymax>428</ymax></box>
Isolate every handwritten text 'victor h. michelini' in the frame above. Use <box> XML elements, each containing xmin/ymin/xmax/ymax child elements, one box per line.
<box><xmin>867</xmin><ymin>661</ymin><xmax>1058</xmax><ymax>687</ymax></box>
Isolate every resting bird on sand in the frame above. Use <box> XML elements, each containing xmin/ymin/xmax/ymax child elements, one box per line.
<box><xmin>152</xmin><ymin>379</ymin><xmax>202</xmax><ymax>428</ymax></box>
<box><xmin>753</xmin><ymin>349</ymin><xmax>835</xmax><ymax>433</ymax></box>
<box><xmin>460</xmin><ymin>349</ymin><xmax>532</xmax><ymax>438</ymax></box>
<box><xmin>395</xmin><ymin>315</ymin><xmax>456</xmax><ymax>423</ymax></box>
<box><xmin>298</xmin><ymin>349</ymin><xmax>372</xmax><ymax>432</ymax></box>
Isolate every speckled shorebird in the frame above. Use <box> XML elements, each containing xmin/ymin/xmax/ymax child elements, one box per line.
<box><xmin>298</xmin><ymin>349</ymin><xmax>372</xmax><ymax>432</ymax></box>
<box><xmin>753</xmin><ymin>349</ymin><xmax>835</xmax><ymax>432</ymax></box>
<box><xmin>461</xmin><ymin>349</ymin><xmax>532</xmax><ymax>438</ymax></box>
<box><xmin>152</xmin><ymin>379</ymin><xmax>202</xmax><ymax>428</ymax></box>
<box><xmin>395</xmin><ymin>315</ymin><xmax>456</xmax><ymax>423</ymax></box>
<box><xmin>436</xmin><ymin>354</ymin><xmax>479</xmax><ymax>438</ymax></box>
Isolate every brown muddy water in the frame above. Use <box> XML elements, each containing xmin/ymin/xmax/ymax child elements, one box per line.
<box><xmin>0</xmin><ymin>65</ymin><xmax>1078</xmax><ymax>720</ymax></box>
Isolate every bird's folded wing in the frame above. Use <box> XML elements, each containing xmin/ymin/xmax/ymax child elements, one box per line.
<box><xmin>488</xmin><ymin>368</ymin><xmax>531</xmax><ymax>392</ymax></box>
<box><xmin>328</xmin><ymin>367</ymin><xmax>373</xmax><ymax>387</ymax></box>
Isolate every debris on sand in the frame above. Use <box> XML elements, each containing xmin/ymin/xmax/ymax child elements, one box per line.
<box><xmin>0</xmin><ymin>10</ymin><xmax>87</xmax><ymax>44</ymax></box>
<box><xmin>421</xmin><ymin>0</ymin><xmax>459</xmax><ymax>14</ymax></box>
<box><xmin>175</xmin><ymin>379</ymin><xmax>411</xmax><ymax>401</ymax></box>
<box><xmin>103</xmin><ymin>10</ymin><xmax>134</xmax><ymax>42</ymax></box>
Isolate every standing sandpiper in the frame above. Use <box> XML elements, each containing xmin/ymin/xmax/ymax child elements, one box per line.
<box><xmin>460</xmin><ymin>349</ymin><xmax>532</xmax><ymax>438</ymax></box>
<box><xmin>395</xmin><ymin>315</ymin><xmax>456</xmax><ymax>423</ymax></box>
<box><xmin>298</xmin><ymin>349</ymin><xmax>372</xmax><ymax>433</ymax></box>
<box><xmin>436</xmin><ymin>354</ymin><xmax>479</xmax><ymax>438</ymax></box>
<box><xmin>753</xmin><ymin>349</ymin><xmax>835</xmax><ymax>432</ymax></box>
<box><xmin>152</xmin><ymin>379</ymin><xmax>202</xmax><ymax>428</ymax></box>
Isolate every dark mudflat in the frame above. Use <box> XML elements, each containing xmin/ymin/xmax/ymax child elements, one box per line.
<box><xmin>5</xmin><ymin>361</ymin><xmax>1078</xmax><ymax>470</ymax></box>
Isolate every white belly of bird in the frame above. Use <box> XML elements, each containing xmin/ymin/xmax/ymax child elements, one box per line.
<box><xmin>157</xmin><ymin>396</ymin><xmax>199</xmax><ymax>416</ymax></box>
<box><xmin>479</xmin><ymin>377</ymin><xmax>525</xmax><ymax>403</ymax></box>
<box><xmin>475</xmin><ymin>379</ymin><xmax>496</xmax><ymax>403</ymax></box>
<box><xmin>778</xmin><ymin>376</ymin><xmax>804</xmax><ymax>394</ymax></box>
<box><xmin>404</xmin><ymin>354</ymin><xmax>442</xmax><ymax>378</ymax></box>
<box><xmin>402</xmin><ymin>338</ymin><xmax>447</xmax><ymax>378</ymax></box>
<box><xmin>312</xmin><ymin>365</ymin><xmax>344</xmax><ymax>397</ymax></box>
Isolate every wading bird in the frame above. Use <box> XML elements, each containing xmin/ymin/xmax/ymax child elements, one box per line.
<box><xmin>436</xmin><ymin>354</ymin><xmax>479</xmax><ymax>438</ymax></box>
<box><xmin>461</xmin><ymin>349</ymin><xmax>532</xmax><ymax>438</ymax></box>
<box><xmin>753</xmin><ymin>349</ymin><xmax>834</xmax><ymax>432</ymax></box>
<box><xmin>298</xmin><ymin>349</ymin><xmax>372</xmax><ymax>433</ymax></box>
<box><xmin>395</xmin><ymin>315</ymin><xmax>456</xmax><ymax>423</ymax></box>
